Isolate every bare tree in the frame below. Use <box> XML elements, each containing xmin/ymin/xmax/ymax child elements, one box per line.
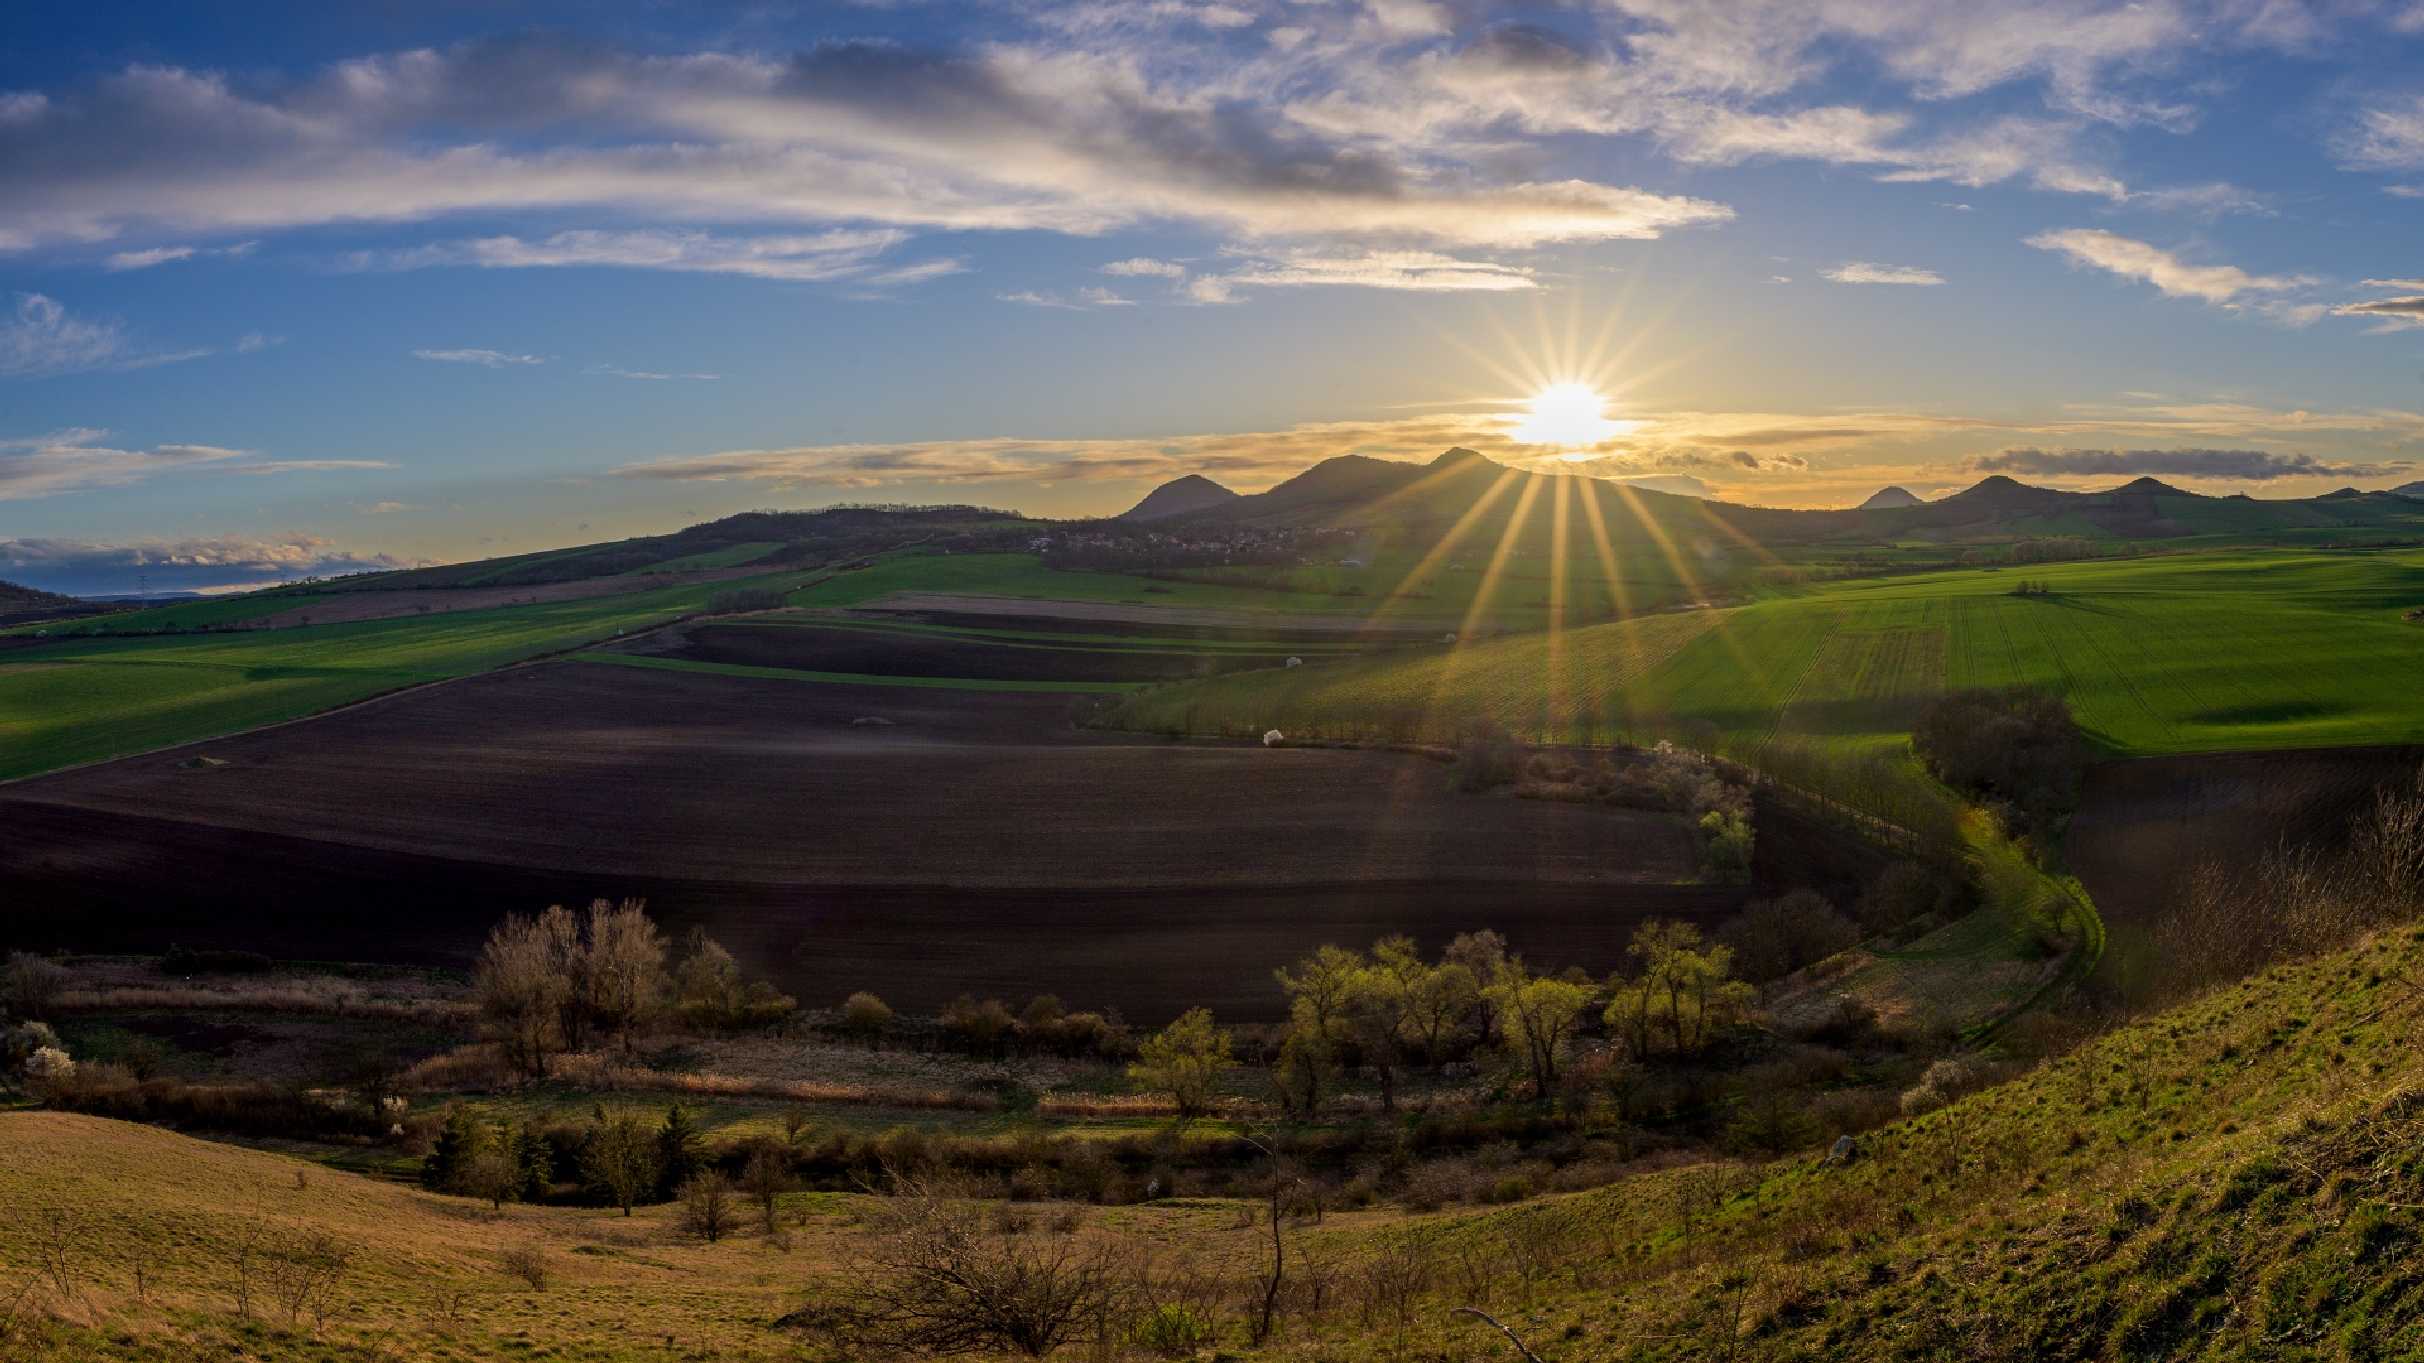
<box><xmin>680</xmin><ymin>1171</ymin><xmax>736</xmax><ymax>1243</ymax></box>
<box><xmin>826</xmin><ymin>1171</ymin><xmax>1124</xmax><ymax>1357</ymax></box>
<box><xmin>1</xmin><ymin>953</ymin><xmax>69</xmax><ymax>1021</ymax></box>
<box><xmin>475</xmin><ymin>911</ymin><xmax>573</xmax><ymax>1079</ymax></box>
<box><xmin>742</xmin><ymin>1141</ymin><xmax>792</xmax><ymax>1236</ymax></box>
<box><xmin>261</xmin><ymin>1231</ymin><xmax>353</xmax><ymax>1331</ymax></box>
<box><xmin>585</xmin><ymin>898</ymin><xmax>668</xmax><ymax>1054</ymax></box>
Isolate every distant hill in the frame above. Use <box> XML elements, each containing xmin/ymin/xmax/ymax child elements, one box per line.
<box><xmin>1138</xmin><ymin>449</ymin><xmax>2424</xmax><ymax>550</ymax></box>
<box><xmin>1857</xmin><ymin>486</ymin><xmax>1923</xmax><ymax>510</ymax></box>
<box><xmin>0</xmin><ymin>578</ymin><xmax>75</xmax><ymax>609</ymax></box>
<box><xmin>1119</xmin><ymin>474</ymin><xmax>1239</xmax><ymax>522</ymax></box>
<box><xmin>2393</xmin><ymin>480</ymin><xmax>2424</xmax><ymax>499</ymax></box>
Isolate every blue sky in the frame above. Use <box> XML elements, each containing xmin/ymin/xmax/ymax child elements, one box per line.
<box><xmin>3</xmin><ymin>0</ymin><xmax>2423</xmax><ymax>594</ymax></box>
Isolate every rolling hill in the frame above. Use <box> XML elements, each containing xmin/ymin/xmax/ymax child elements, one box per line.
<box><xmin>0</xmin><ymin>578</ymin><xmax>75</xmax><ymax>609</ymax></box>
<box><xmin>1118</xmin><ymin>472</ymin><xmax>1239</xmax><ymax>520</ymax></box>
<box><xmin>1857</xmin><ymin>485</ymin><xmax>1923</xmax><ymax>509</ymax></box>
<box><xmin>8</xmin><ymin>912</ymin><xmax>2424</xmax><ymax>1360</ymax></box>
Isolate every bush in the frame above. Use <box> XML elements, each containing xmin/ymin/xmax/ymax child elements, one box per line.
<box><xmin>841</xmin><ymin>991</ymin><xmax>894</xmax><ymax>1043</ymax></box>
<box><xmin>4</xmin><ymin>1021</ymin><xmax>63</xmax><ymax>1073</ymax></box>
<box><xmin>679</xmin><ymin>1171</ymin><xmax>736</xmax><ymax>1242</ymax></box>
<box><xmin>1129</xmin><ymin>1303</ymin><xmax>1216</xmax><ymax>1356</ymax></box>
<box><xmin>1453</xmin><ymin>720</ymin><xmax>1525</xmax><ymax>793</ymax></box>
<box><xmin>1855</xmin><ymin>862</ymin><xmax>1965</xmax><ymax>933</ymax></box>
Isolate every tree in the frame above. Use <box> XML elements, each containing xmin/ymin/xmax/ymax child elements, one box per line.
<box><xmin>464</xmin><ymin>1143</ymin><xmax>524</xmax><ymax>1211</ymax></box>
<box><xmin>1127</xmin><ymin>1008</ymin><xmax>1234</xmax><ymax>1120</ymax></box>
<box><xmin>741</xmin><ymin>1140</ymin><xmax>792</xmax><ymax>1235</ymax></box>
<box><xmin>656</xmin><ymin>1103</ymin><xmax>703</xmax><ymax>1199</ymax></box>
<box><xmin>1</xmin><ymin>953</ymin><xmax>69</xmax><ymax>1020</ymax></box>
<box><xmin>1272</xmin><ymin>1025</ymin><xmax>1338</xmax><ymax>1119</ymax></box>
<box><xmin>673</xmin><ymin>931</ymin><xmax>743</xmax><ymax>1027</ymax></box>
<box><xmin>1609</xmin><ymin>920</ymin><xmax>1756</xmax><ymax>1058</ymax></box>
<box><xmin>1487</xmin><ymin>967</ymin><xmax>1592</xmax><ymax>1101</ymax></box>
<box><xmin>1273</xmin><ymin>945</ymin><xmax>1362</xmax><ymax>1045</ymax></box>
<box><xmin>422</xmin><ymin>1106</ymin><xmax>487</xmax><ymax>1193</ymax></box>
<box><xmin>581</xmin><ymin>1109</ymin><xmax>660</xmax><ymax>1216</ymax></box>
<box><xmin>474</xmin><ymin>912</ymin><xmax>574</xmax><ymax>1079</ymax></box>
<box><xmin>1343</xmin><ymin>939</ymin><xmax>1426</xmax><ymax>1111</ymax></box>
<box><xmin>1720</xmin><ymin>890</ymin><xmax>1860</xmax><ymax>990</ymax></box>
<box><xmin>679</xmin><ymin>1171</ymin><xmax>735</xmax><ymax>1243</ymax></box>
<box><xmin>584</xmin><ymin>898</ymin><xmax>668</xmax><ymax>1054</ymax></box>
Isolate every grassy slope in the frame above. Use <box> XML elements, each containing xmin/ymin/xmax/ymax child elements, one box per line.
<box><xmin>11</xmin><ymin>922</ymin><xmax>2424</xmax><ymax>1361</ymax></box>
<box><xmin>1125</xmin><ymin>548</ymin><xmax>2424</xmax><ymax>760</ymax></box>
<box><xmin>0</xmin><ymin>572</ymin><xmax>815</xmax><ymax>781</ymax></box>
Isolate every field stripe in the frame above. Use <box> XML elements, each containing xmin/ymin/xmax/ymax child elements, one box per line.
<box><xmin>576</xmin><ymin>651</ymin><xmax>1147</xmax><ymax>693</ymax></box>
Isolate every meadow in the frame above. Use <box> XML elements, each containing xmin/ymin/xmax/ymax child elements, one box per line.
<box><xmin>1119</xmin><ymin>548</ymin><xmax>2424</xmax><ymax>763</ymax></box>
<box><xmin>11</xmin><ymin>914</ymin><xmax>2424</xmax><ymax>1361</ymax></box>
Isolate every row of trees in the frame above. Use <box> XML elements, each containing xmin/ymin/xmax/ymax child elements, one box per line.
<box><xmin>1128</xmin><ymin>923</ymin><xmax>1767</xmax><ymax>1119</ymax></box>
<box><xmin>473</xmin><ymin>900</ymin><xmax>795</xmax><ymax>1079</ymax></box>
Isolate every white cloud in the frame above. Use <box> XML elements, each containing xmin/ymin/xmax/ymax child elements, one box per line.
<box><xmin>1</xmin><ymin>293</ymin><xmax>210</xmax><ymax>377</ymax></box>
<box><xmin>101</xmin><ymin>239</ymin><xmax>256</xmax><ymax>271</ymax></box>
<box><xmin>2026</xmin><ymin>228</ymin><xmax>2316</xmax><ymax>319</ymax></box>
<box><xmin>411</xmin><ymin>347</ymin><xmax>544</xmax><ymax>367</ymax></box>
<box><xmin>235</xmin><ymin>331</ymin><xmax>282</xmax><ymax>353</ymax></box>
<box><xmin>0</xmin><ymin>45</ymin><xmax>1732</xmax><ymax>255</ymax></box>
<box><xmin>0</xmin><ymin>533</ymin><xmax>412</xmax><ymax>596</ymax></box>
<box><xmin>0</xmin><ymin>429</ymin><xmax>243</xmax><ymax>499</ymax></box>
<box><xmin>1188</xmin><ymin>247</ymin><xmax>1537</xmax><ymax>302</ymax></box>
<box><xmin>103</xmin><ymin>245</ymin><xmax>195</xmax><ymax>271</ymax></box>
<box><xmin>589</xmin><ymin>364</ymin><xmax>719</xmax><ymax>381</ymax></box>
<box><xmin>1823</xmin><ymin>262</ymin><xmax>1944</xmax><ymax>285</ymax></box>
<box><xmin>355</xmin><ymin>228</ymin><xmax>937</xmax><ymax>283</ymax></box>
<box><xmin>2336</xmin><ymin>95</ymin><xmax>2424</xmax><ymax>171</ymax></box>
<box><xmin>1101</xmin><ymin>257</ymin><xmax>1188</xmax><ymax>278</ymax></box>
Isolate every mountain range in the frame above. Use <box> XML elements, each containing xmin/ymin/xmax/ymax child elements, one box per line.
<box><xmin>1116</xmin><ymin>451</ymin><xmax>2424</xmax><ymax>548</ymax></box>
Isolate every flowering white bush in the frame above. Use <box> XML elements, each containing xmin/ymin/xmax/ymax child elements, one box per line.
<box><xmin>22</xmin><ymin>1046</ymin><xmax>75</xmax><ymax>1083</ymax></box>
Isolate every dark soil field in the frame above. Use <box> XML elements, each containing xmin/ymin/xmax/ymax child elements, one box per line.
<box><xmin>623</xmin><ymin>620</ymin><xmax>1299</xmax><ymax>681</ymax></box>
<box><xmin>855</xmin><ymin>591</ymin><xmax>1427</xmax><ymax>639</ymax></box>
<box><xmin>0</xmin><ymin>661</ymin><xmax>1736</xmax><ymax>1020</ymax></box>
<box><xmin>2069</xmin><ymin>745</ymin><xmax>2424</xmax><ymax>929</ymax></box>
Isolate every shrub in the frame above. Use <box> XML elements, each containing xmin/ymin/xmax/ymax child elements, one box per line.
<box><xmin>500</xmin><ymin>1244</ymin><xmax>551</xmax><ymax>1292</ymax></box>
<box><xmin>1129</xmin><ymin>1303</ymin><xmax>1216</xmax><ymax>1357</ymax></box>
<box><xmin>679</xmin><ymin>1171</ymin><xmax>736</xmax><ymax>1242</ymax></box>
<box><xmin>1452</xmin><ymin>720</ymin><xmax>1525</xmax><ymax>793</ymax></box>
<box><xmin>4</xmin><ymin>1021</ymin><xmax>63</xmax><ymax>1073</ymax></box>
<box><xmin>842</xmin><ymin>991</ymin><xmax>894</xmax><ymax>1044</ymax></box>
<box><xmin>1699</xmin><ymin>811</ymin><xmax>1755</xmax><ymax>883</ymax></box>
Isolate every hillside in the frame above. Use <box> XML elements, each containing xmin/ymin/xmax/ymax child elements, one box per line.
<box><xmin>8</xmin><ymin>919</ymin><xmax>2424</xmax><ymax>1360</ymax></box>
<box><xmin>1119</xmin><ymin>547</ymin><xmax>2424</xmax><ymax>772</ymax></box>
<box><xmin>0</xmin><ymin>579</ymin><xmax>76</xmax><ymax>610</ymax></box>
<box><xmin>1118</xmin><ymin>473</ymin><xmax>1238</xmax><ymax>521</ymax></box>
<box><xmin>1857</xmin><ymin>485</ymin><xmax>1922</xmax><ymax>509</ymax></box>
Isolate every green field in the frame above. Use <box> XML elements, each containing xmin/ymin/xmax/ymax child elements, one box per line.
<box><xmin>0</xmin><ymin>572</ymin><xmax>815</xmax><ymax>780</ymax></box>
<box><xmin>1122</xmin><ymin>548</ymin><xmax>2424</xmax><ymax>761</ymax></box>
<box><xmin>576</xmin><ymin>651</ymin><xmax>1146</xmax><ymax>694</ymax></box>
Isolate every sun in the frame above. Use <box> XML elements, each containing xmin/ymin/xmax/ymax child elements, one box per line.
<box><xmin>1509</xmin><ymin>382</ymin><xmax>1630</xmax><ymax>455</ymax></box>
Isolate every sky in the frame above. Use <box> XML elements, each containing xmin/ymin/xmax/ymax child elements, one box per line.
<box><xmin>3</xmin><ymin>0</ymin><xmax>2423</xmax><ymax>595</ymax></box>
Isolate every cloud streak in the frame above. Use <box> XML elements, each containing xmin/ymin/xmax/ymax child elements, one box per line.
<box><xmin>1971</xmin><ymin>445</ymin><xmax>2409</xmax><ymax>482</ymax></box>
<box><xmin>1</xmin><ymin>293</ymin><xmax>209</xmax><ymax>377</ymax></box>
<box><xmin>411</xmin><ymin>347</ymin><xmax>544</xmax><ymax>367</ymax></box>
<box><xmin>1823</xmin><ymin>262</ymin><xmax>1944</xmax><ymax>285</ymax></box>
<box><xmin>0</xmin><ymin>534</ymin><xmax>413</xmax><ymax>597</ymax></box>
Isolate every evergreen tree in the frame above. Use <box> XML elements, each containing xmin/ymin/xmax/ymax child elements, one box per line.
<box><xmin>656</xmin><ymin>1103</ymin><xmax>702</xmax><ymax>1198</ymax></box>
<box><xmin>421</xmin><ymin>1105</ymin><xmax>485</xmax><ymax>1192</ymax></box>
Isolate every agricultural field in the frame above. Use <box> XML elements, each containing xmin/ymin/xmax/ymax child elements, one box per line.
<box><xmin>0</xmin><ymin>651</ymin><xmax>1731</xmax><ymax>1020</ymax></box>
<box><xmin>1123</xmin><ymin>548</ymin><xmax>2424</xmax><ymax>763</ymax></box>
<box><xmin>0</xmin><ymin>570</ymin><xmax>819</xmax><ymax>781</ymax></box>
